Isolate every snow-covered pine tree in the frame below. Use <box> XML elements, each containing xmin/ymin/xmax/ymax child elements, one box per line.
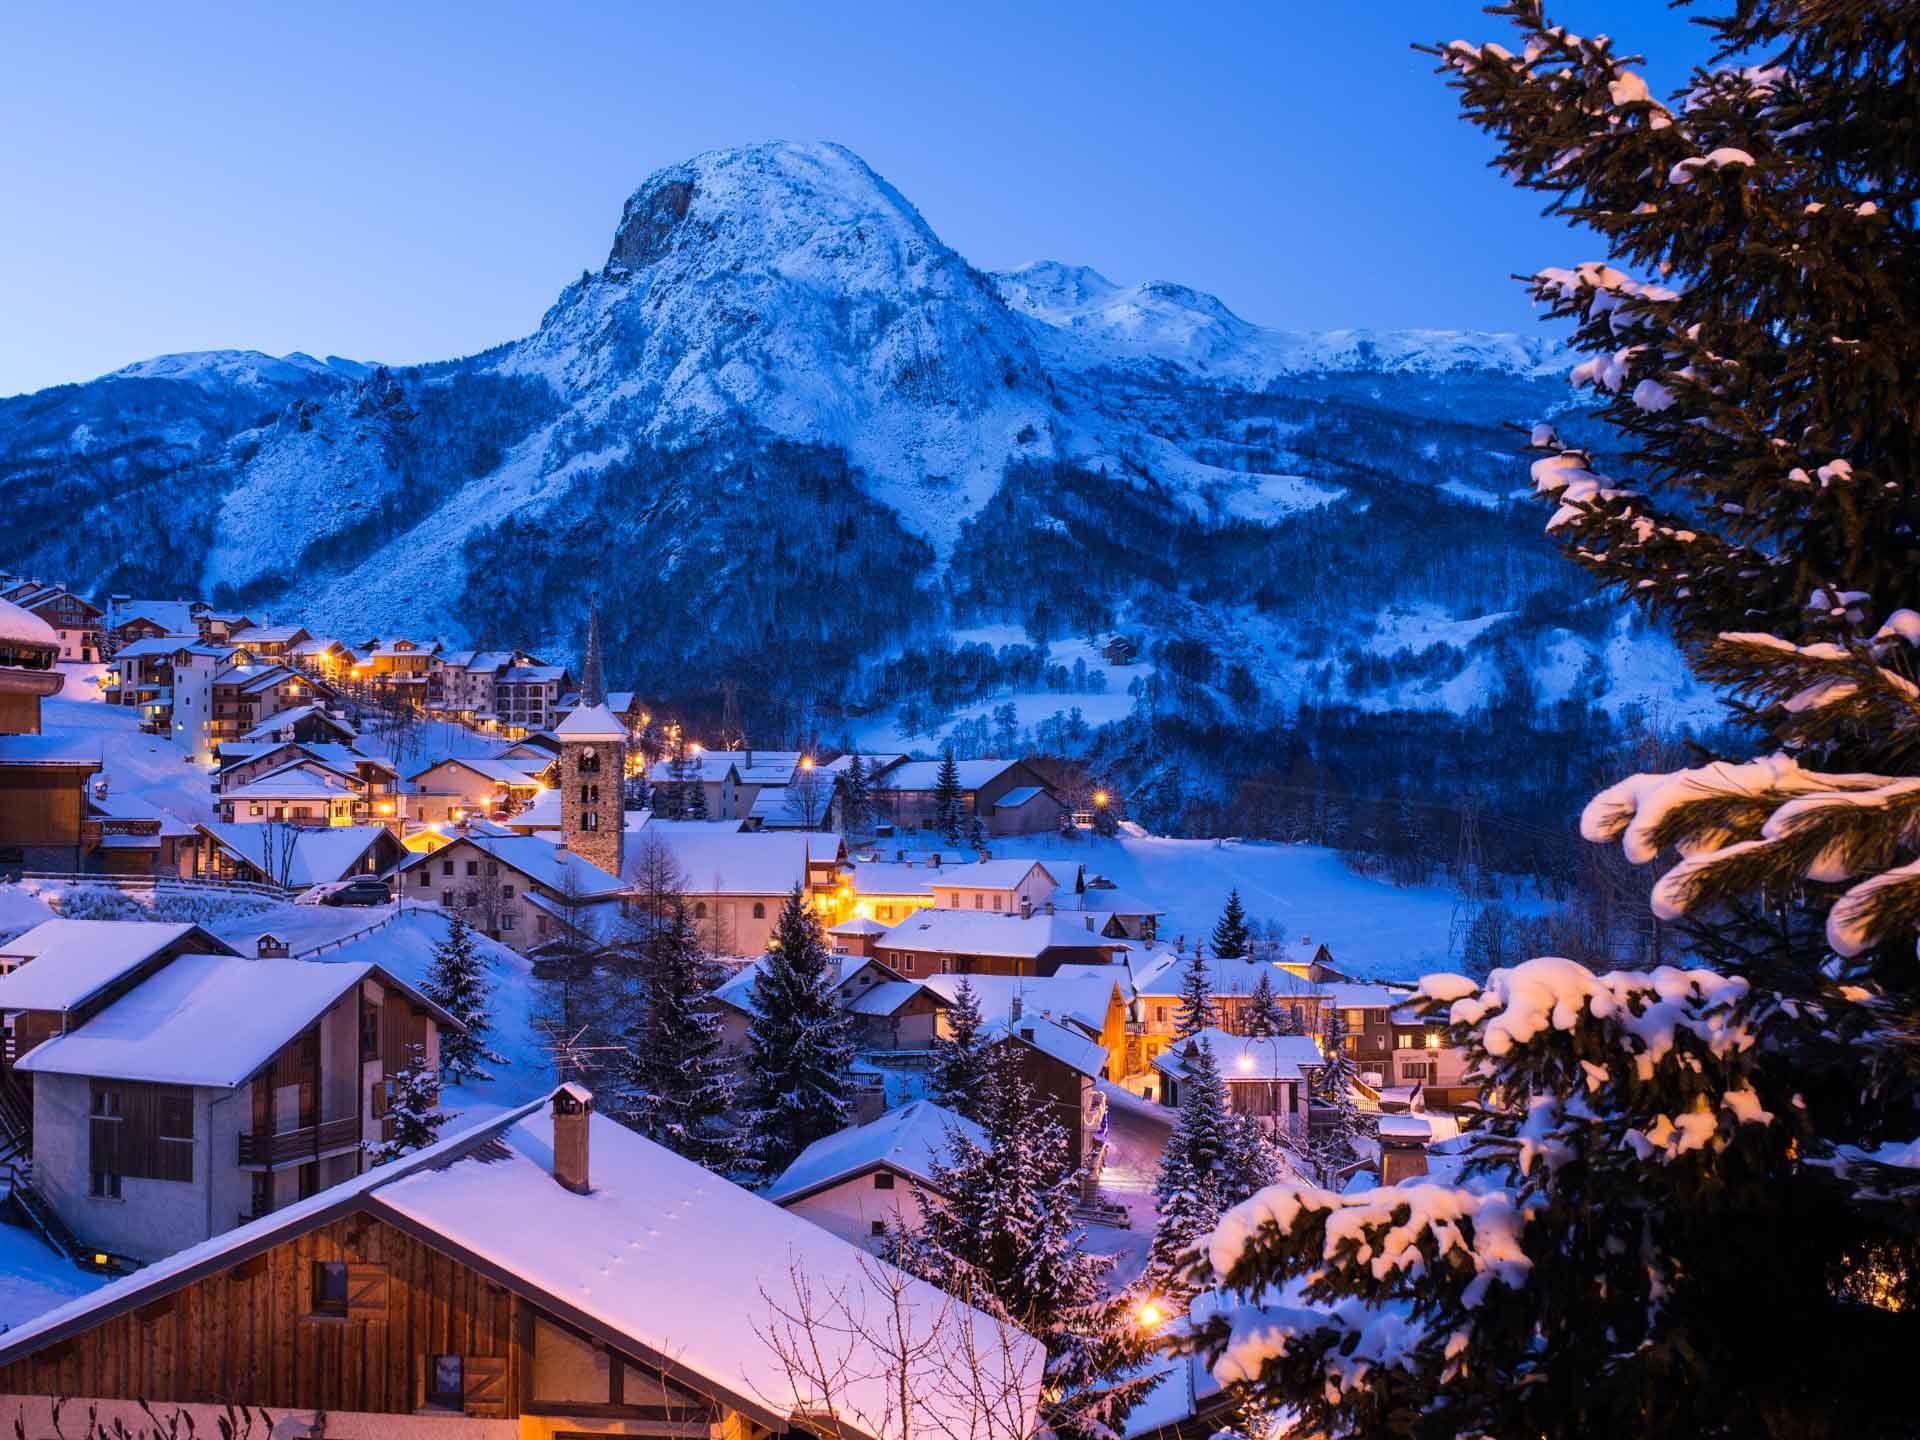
<box><xmin>616</xmin><ymin>898</ymin><xmax>739</xmax><ymax>1172</ymax></box>
<box><xmin>659</xmin><ymin>735</ymin><xmax>693</xmax><ymax>821</ymax></box>
<box><xmin>1148</xmin><ymin>1038</ymin><xmax>1234</xmax><ymax>1292</ymax></box>
<box><xmin>421</xmin><ymin>914</ymin><xmax>504</xmax><ymax>1084</ymax></box>
<box><xmin>1173</xmin><ymin>944</ymin><xmax>1213</xmax><ymax>1039</ymax></box>
<box><xmin>932</xmin><ymin>747</ymin><xmax>964</xmax><ymax>842</ymax></box>
<box><xmin>967</xmin><ymin>813</ymin><xmax>987</xmax><ymax>850</ymax></box>
<box><xmin>1242</xmin><ymin>965</ymin><xmax>1285</xmax><ymax>1038</ymax></box>
<box><xmin>743</xmin><ymin>887</ymin><xmax>856</xmax><ymax>1182</ymax></box>
<box><xmin>1192</xmin><ymin>7</ymin><xmax>1920</xmax><ymax>1435</ymax></box>
<box><xmin>899</xmin><ymin>1047</ymin><xmax>1155</xmax><ymax>1439</ymax></box>
<box><xmin>841</xmin><ymin>753</ymin><xmax>871</xmax><ymax>834</ymax></box>
<box><xmin>1313</xmin><ymin>1004</ymin><xmax>1362</xmax><ymax>1148</ymax></box>
<box><xmin>685</xmin><ymin>765</ymin><xmax>709</xmax><ymax>820</ymax></box>
<box><xmin>1211</xmin><ymin>887</ymin><xmax>1252</xmax><ymax>959</ymax></box>
<box><xmin>370</xmin><ymin>1044</ymin><xmax>450</xmax><ymax>1163</ymax></box>
<box><xmin>927</xmin><ymin>975</ymin><xmax>990</xmax><ymax>1120</ymax></box>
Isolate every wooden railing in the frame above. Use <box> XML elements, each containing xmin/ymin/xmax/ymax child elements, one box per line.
<box><xmin>237</xmin><ymin>1115</ymin><xmax>361</xmax><ymax>1168</ymax></box>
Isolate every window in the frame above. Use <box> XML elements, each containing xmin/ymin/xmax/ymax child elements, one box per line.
<box><xmin>426</xmin><ymin>1354</ymin><xmax>465</xmax><ymax>1409</ymax></box>
<box><xmin>502</xmin><ymin>884</ymin><xmax>515</xmax><ymax>899</ymax></box>
<box><xmin>693</xmin><ymin>901</ymin><xmax>708</xmax><ymax>919</ymax></box>
<box><xmin>752</xmin><ymin>902</ymin><xmax>765</xmax><ymax>919</ymax></box>
<box><xmin>577</xmin><ymin>749</ymin><xmax>601</xmax><ymax>775</ymax></box>
<box><xmin>155</xmin><ymin>1091</ymin><xmax>193</xmax><ymax>1183</ymax></box>
<box><xmin>1425</xmin><ymin>1031</ymin><xmax>1441</xmax><ymax>1050</ymax></box>
<box><xmin>441</xmin><ymin>859</ymin><xmax>454</xmax><ymax>877</ymax></box>
<box><xmin>583</xmin><ymin>810</ymin><xmax>599</xmax><ymax>831</ymax></box>
<box><xmin>466</xmin><ymin>860</ymin><xmax>479</xmax><ymax>876</ymax></box>
<box><xmin>362</xmin><ymin>1004</ymin><xmax>381</xmax><ymax>1060</ymax></box>
<box><xmin>501</xmin><ymin>913</ymin><xmax>516</xmax><ymax>932</ymax></box>
<box><xmin>486</xmin><ymin>861</ymin><xmax>499</xmax><ymax>876</ymax></box>
<box><xmin>250</xmin><ymin>1171</ymin><xmax>272</xmax><ymax>1220</ymax></box>
<box><xmin>873</xmin><ymin>1171</ymin><xmax>895</xmax><ymax>1190</ymax></box>
<box><xmin>89</xmin><ymin>1086</ymin><xmax>122</xmax><ymax>1198</ymax></box>
<box><xmin>312</xmin><ymin>1261</ymin><xmax>349</xmax><ymax>1318</ymax></box>
<box><xmin>902</xmin><ymin>955</ymin><xmax>916</xmax><ymax>973</ymax></box>
<box><xmin>973</xmin><ymin>893</ymin><xmax>983</xmax><ymax>909</ymax></box>
<box><xmin>1402</xmin><ymin>1062</ymin><xmax>1432</xmax><ymax>1081</ymax></box>
<box><xmin>416</xmin><ymin>868</ymin><xmax>430</xmax><ymax>887</ymax></box>
<box><xmin>871</xmin><ymin>1220</ymin><xmax>887</xmax><ymax>1237</ymax></box>
<box><xmin>531</xmin><ymin>1313</ymin><xmax>612</xmax><ymax>1405</ymax></box>
<box><xmin>249</xmin><ymin>803</ymin><xmax>263</xmax><ymax>818</ymax></box>
<box><xmin>1344</xmin><ymin>1009</ymin><xmax>1365</xmax><ymax>1029</ymax></box>
<box><xmin>992</xmin><ymin>894</ymin><xmax>1003</xmax><ymax>910</ymax></box>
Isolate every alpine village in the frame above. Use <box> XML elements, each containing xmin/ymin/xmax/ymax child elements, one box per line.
<box><xmin>0</xmin><ymin>5</ymin><xmax>1914</xmax><ymax>1440</ymax></box>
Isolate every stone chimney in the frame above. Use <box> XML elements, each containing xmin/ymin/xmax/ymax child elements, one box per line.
<box><xmin>552</xmin><ymin>1084</ymin><xmax>593</xmax><ymax>1193</ymax></box>
<box><xmin>1020</xmin><ymin>896</ymin><xmax>1033</xmax><ymax>919</ymax></box>
<box><xmin>930</xmin><ymin>852</ymin><xmax>942</xmax><ymax>868</ymax></box>
<box><xmin>977</xmin><ymin>849</ymin><xmax>991</xmax><ymax>863</ymax></box>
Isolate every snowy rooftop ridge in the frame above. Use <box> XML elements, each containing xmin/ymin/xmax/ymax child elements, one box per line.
<box><xmin>764</xmin><ymin>1099</ymin><xmax>988</xmax><ymax>1203</ymax></box>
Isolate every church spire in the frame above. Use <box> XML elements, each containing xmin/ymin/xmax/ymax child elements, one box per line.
<box><xmin>580</xmin><ymin>603</ymin><xmax>605</xmax><ymax>707</ymax></box>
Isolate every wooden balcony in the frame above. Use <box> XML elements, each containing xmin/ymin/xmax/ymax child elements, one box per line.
<box><xmin>238</xmin><ymin>1115</ymin><xmax>361</xmax><ymax>1169</ymax></box>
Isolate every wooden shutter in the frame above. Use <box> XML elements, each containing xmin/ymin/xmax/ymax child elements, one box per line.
<box><xmin>121</xmin><ymin>1082</ymin><xmax>157</xmax><ymax>1180</ymax></box>
<box><xmin>463</xmin><ymin>1355</ymin><xmax>508</xmax><ymax>1415</ymax></box>
<box><xmin>344</xmin><ymin>1263</ymin><xmax>388</xmax><ymax>1320</ymax></box>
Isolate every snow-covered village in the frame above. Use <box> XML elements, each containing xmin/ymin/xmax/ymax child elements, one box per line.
<box><xmin>0</xmin><ymin>3</ymin><xmax>1914</xmax><ymax>1437</ymax></box>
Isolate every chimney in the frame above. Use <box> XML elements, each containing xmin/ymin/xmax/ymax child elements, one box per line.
<box><xmin>977</xmin><ymin>848</ymin><xmax>991</xmax><ymax>863</ymax></box>
<box><xmin>1010</xmin><ymin>993</ymin><xmax>1023</xmax><ymax>1021</ymax></box>
<box><xmin>552</xmin><ymin>1084</ymin><xmax>593</xmax><ymax>1193</ymax></box>
<box><xmin>1020</xmin><ymin>897</ymin><xmax>1033</xmax><ymax>919</ymax></box>
<box><xmin>931</xmin><ymin>852</ymin><xmax>942</xmax><ymax>868</ymax></box>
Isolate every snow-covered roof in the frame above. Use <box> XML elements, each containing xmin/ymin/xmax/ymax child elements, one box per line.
<box><xmin>110</xmin><ymin>599</ymin><xmax>201</xmax><ymax>634</ymax></box>
<box><xmin>220</xmin><ymin>768</ymin><xmax>356</xmax><ymax>802</ymax></box>
<box><xmin>645</xmin><ymin>752</ymin><xmax>742</xmax><ymax>784</ymax></box>
<box><xmin>0</xmin><ymin>920</ymin><xmax>234</xmax><ymax>1012</ymax></box>
<box><xmin>229</xmin><ymin>624</ymin><xmax>307</xmax><ymax>645</ymax></box>
<box><xmin>199</xmin><ymin>822</ymin><xmax>395</xmax><ymax>887</ymax></box>
<box><xmin>830</xmin><ymin>916</ymin><xmax>889</xmax><ymax>936</ymax></box>
<box><xmin>496</xmin><ymin>663</ymin><xmax>566</xmax><ymax>683</ymax></box>
<box><xmin>508</xmin><ymin>788</ymin><xmax>563</xmax><ymax>831</ymax></box>
<box><xmin>820</xmin><ymin>752</ymin><xmax>906</xmax><ymax>776</ymax></box>
<box><xmin>878</xmin><ymin>908</ymin><xmax>1115</xmax><ymax>960</ymax></box>
<box><xmin>996</xmin><ymin>1013</ymin><xmax>1108</xmax><ymax>1079</ymax></box>
<box><xmin>1153</xmin><ymin>1028</ymin><xmax>1323</xmax><ymax>1083</ymax></box>
<box><xmin>111</xmin><ymin>635</ymin><xmax>193</xmax><ymax>659</ymax></box>
<box><xmin>239</xmin><ymin>703</ymin><xmax>352</xmax><ymax>741</ymax></box>
<box><xmin>377</xmin><ymin>1103</ymin><xmax>1043</xmax><ymax>1440</ymax></box>
<box><xmin>16</xmin><ymin>954</ymin><xmax>376</xmax><ymax>1087</ymax></box>
<box><xmin>553</xmin><ymin>702</ymin><xmax>626</xmax><ymax>740</ymax></box>
<box><xmin>765</xmin><ymin>1099</ymin><xmax>988</xmax><ymax>1203</ymax></box>
<box><xmin>90</xmin><ymin>793</ymin><xmax>198</xmax><ymax>837</ymax></box>
<box><xmin>928</xmin><ymin>858</ymin><xmax>1057</xmax><ymax>892</ymax></box>
<box><xmin>633</xmin><ymin>820</ymin><xmax>827</xmax><ymax>895</ymax></box>
<box><xmin>710</xmin><ymin>952</ymin><xmax>875</xmax><ymax>1016</ymax></box>
<box><xmin>1319</xmin><ymin>981</ymin><xmax>1416</xmax><ymax>1010</ymax></box>
<box><xmin>1132</xmin><ymin>951</ymin><xmax>1296</xmax><ymax>999</ymax></box>
<box><xmin>0</xmin><ymin>735</ymin><xmax>103</xmax><ymax>768</ymax></box>
<box><xmin>918</xmin><ymin>971</ymin><xmax>1119</xmax><ymax>1033</ymax></box>
<box><xmin>411</xmin><ymin>754</ymin><xmax>544</xmax><ymax>788</ymax></box>
<box><xmin>881</xmin><ymin>758</ymin><xmax>1029</xmax><ymax>792</ymax></box>
<box><xmin>843</xmin><ymin>979</ymin><xmax>926</xmax><ymax>1016</ymax></box>
<box><xmin>396</xmin><ymin>832</ymin><xmax>625</xmax><ymax>897</ymax></box>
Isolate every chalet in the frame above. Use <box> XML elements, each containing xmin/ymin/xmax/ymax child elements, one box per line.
<box><xmin>930</xmin><ymin>857</ymin><xmax>1058</xmax><ymax>913</ymax></box>
<box><xmin>837</xmin><ymin>854</ymin><xmax>1060</xmax><ymax>928</ymax></box>
<box><xmin>875</xmin><ymin>908</ymin><xmax>1124</xmax><ymax>978</ymax></box>
<box><xmin>197</xmin><ymin>822</ymin><xmax>405</xmax><ymax>891</ymax></box>
<box><xmin>990</xmin><ymin>1013</ymin><xmax>1110</xmax><ymax>1178</ymax></box>
<box><xmin>225</xmin><ymin>623</ymin><xmax>312</xmax><ymax>659</ymax></box>
<box><xmin>0</xmin><ymin>597</ymin><xmax>103</xmax><ymax>873</ymax></box>
<box><xmin>1051</xmin><ymin>868</ymin><xmax>1164</xmax><ymax>941</ymax></box>
<box><xmin>103</xmin><ymin>635</ymin><xmax>185</xmax><ymax>725</ymax></box>
<box><xmin>84</xmin><ymin>792</ymin><xmax>203</xmax><ymax>878</ymax></box>
<box><xmin>0</xmin><ymin>1089</ymin><xmax>1043</xmax><ymax>1438</ymax></box>
<box><xmin>288</xmin><ymin>634</ymin><xmax>357</xmax><ymax>682</ymax></box>
<box><xmin>766</xmin><ymin>1100</ymin><xmax>989</xmax><ymax>1248</ymax></box>
<box><xmin>1388</xmin><ymin>1000</ymin><xmax>1474</xmax><ymax>1106</ymax></box>
<box><xmin>408</xmin><ymin>755</ymin><xmax>544</xmax><ymax>824</ymax></box>
<box><xmin>193</xmin><ymin>610</ymin><xmax>257</xmax><ymax>643</ymax></box>
<box><xmin>152</xmin><ymin>641</ymin><xmax>238</xmax><ymax>761</ymax></box>
<box><xmin>240</xmin><ymin>701</ymin><xmax>357</xmax><ymax>746</ymax></box>
<box><xmin>1154</xmin><ymin>1028</ymin><xmax>1323</xmax><ymax>1135</ymax></box>
<box><xmin>634</xmin><ymin>820</ymin><xmax>845</xmax><ymax>956</ymax></box>
<box><xmin>874</xmin><ymin>758</ymin><xmax>1064</xmax><ymax>836</ymax></box>
<box><xmin>426</xmin><ymin>648</ymin><xmax>537</xmax><ymax>721</ymax></box>
<box><xmin>394</xmin><ymin>832</ymin><xmax>625</xmax><ymax>952</ymax></box>
<box><xmin>840</xmin><ymin>976</ymin><xmax>947</xmax><ymax>1051</ymax></box>
<box><xmin>828</xmin><ymin>915</ymin><xmax>889</xmax><ymax>958</ymax></box>
<box><xmin>355</xmin><ymin>637</ymin><xmax>441</xmax><ymax>705</ymax></box>
<box><xmin>707</xmin><ymin>953</ymin><xmax>902</xmax><ymax>1057</ymax></box>
<box><xmin>647</xmin><ymin>750</ymin><xmax>745</xmax><ymax>820</ymax></box>
<box><xmin>491</xmin><ymin>661</ymin><xmax>571</xmax><ymax>735</ymax></box>
<box><xmin>0</xmin><ymin>920</ymin><xmax>458</xmax><ymax>1260</ymax></box>
<box><xmin>215</xmin><ymin>740</ymin><xmax>401</xmax><ymax>824</ymax></box>
<box><xmin>216</xmin><ymin>761</ymin><xmax>361</xmax><ymax>826</ymax></box>
<box><xmin>1102</xmin><ymin>634</ymin><xmax>1139</xmax><ymax>666</ymax></box>
<box><xmin>104</xmin><ymin>597</ymin><xmax>206</xmax><ymax>650</ymax></box>
<box><xmin>17</xmin><ymin>584</ymin><xmax>105</xmax><ymax>663</ymax></box>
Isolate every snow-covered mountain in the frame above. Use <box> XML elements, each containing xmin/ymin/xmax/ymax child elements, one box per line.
<box><xmin>0</xmin><ymin>140</ymin><xmax>1693</xmax><ymax>779</ymax></box>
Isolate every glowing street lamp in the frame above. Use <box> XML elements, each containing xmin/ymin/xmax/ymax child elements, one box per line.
<box><xmin>1136</xmin><ymin>1298</ymin><xmax>1167</xmax><ymax>1330</ymax></box>
<box><xmin>1093</xmin><ymin>789</ymin><xmax>1109</xmax><ymax>808</ymax></box>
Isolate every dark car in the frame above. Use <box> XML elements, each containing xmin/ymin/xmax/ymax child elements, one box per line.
<box><xmin>323</xmin><ymin>877</ymin><xmax>392</xmax><ymax>907</ymax></box>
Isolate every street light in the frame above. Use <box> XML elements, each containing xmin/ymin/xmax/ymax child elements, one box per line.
<box><xmin>1093</xmin><ymin>789</ymin><xmax>1109</xmax><ymax>807</ymax></box>
<box><xmin>1136</xmin><ymin>1298</ymin><xmax>1167</xmax><ymax>1330</ymax></box>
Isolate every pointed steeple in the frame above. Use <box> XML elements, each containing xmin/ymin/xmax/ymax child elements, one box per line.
<box><xmin>580</xmin><ymin>603</ymin><xmax>605</xmax><ymax>707</ymax></box>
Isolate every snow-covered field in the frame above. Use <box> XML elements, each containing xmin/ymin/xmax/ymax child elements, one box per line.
<box><xmin>41</xmin><ymin>697</ymin><xmax>217</xmax><ymax>827</ymax></box>
<box><xmin>905</xmin><ymin>830</ymin><xmax>1496</xmax><ymax>982</ymax></box>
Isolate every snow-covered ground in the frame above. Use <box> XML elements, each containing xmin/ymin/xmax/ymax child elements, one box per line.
<box><xmin>41</xmin><ymin>696</ymin><xmax>217</xmax><ymax>827</ymax></box>
<box><xmin>0</xmin><ymin>1221</ymin><xmax>106</xmax><ymax>1333</ymax></box>
<box><xmin>924</xmin><ymin>831</ymin><xmax>1497</xmax><ymax>982</ymax></box>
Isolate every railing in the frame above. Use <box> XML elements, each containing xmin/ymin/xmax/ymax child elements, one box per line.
<box><xmin>237</xmin><ymin>1115</ymin><xmax>361</xmax><ymax>1168</ymax></box>
<box><xmin>294</xmin><ymin>904</ymin><xmax>408</xmax><ymax>959</ymax></box>
<box><xmin>19</xmin><ymin>869</ymin><xmax>289</xmax><ymax>900</ymax></box>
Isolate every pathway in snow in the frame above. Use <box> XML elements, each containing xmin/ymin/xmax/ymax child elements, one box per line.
<box><xmin>1081</xmin><ymin>1081</ymin><xmax>1172</xmax><ymax>1288</ymax></box>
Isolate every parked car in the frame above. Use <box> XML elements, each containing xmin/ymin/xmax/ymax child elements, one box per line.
<box><xmin>322</xmin><ymin>877</ymin><xmax>392</xmax><ymax>907</ymax></box>
<box><xmin>293</xmin><ymin>880</ymin><xmax>348</xmax><ymax>906</ymax></box>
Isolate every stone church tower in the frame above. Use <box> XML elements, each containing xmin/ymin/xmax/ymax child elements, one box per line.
<box><xmin>554</xmin><ymin>608</ymin><xmax>626</xmax><ymax>879</ymax></box>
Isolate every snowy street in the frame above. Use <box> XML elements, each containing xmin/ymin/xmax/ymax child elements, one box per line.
<box><xmin>1080</xmin><ymin>1081</ymin><xmax>1172</xmax><ymax>1288</ymax></box>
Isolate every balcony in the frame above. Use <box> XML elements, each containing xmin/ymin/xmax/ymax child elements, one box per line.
<box><xmin>238</xmin><ymin>1115</ymin><xmax>361</xmax><ymax>1169</ymax></box>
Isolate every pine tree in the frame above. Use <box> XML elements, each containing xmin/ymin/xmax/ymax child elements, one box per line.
<box><xmin>841</xmin><ymin>753</ymin><xmax>871</xmax><ymax>834</ymax></box>
<box><xmin>1173</xmin><ymin>945</ymin><xmax>1213</xmax><ymax>1039</ymax></box>
<box><xmin>685</xmin><ymin>764</ymin><xmax>709</xmax><ymax>820</ymax></box>
<box><xmin>616</xmin><ymin>899</ymin><xmax>739</xmax><ymax>1172</ymax></box>
<box><xmin>899</xmin><ymin>1048</ymin><xmax>1155</xmax><ymax>1439</ymax></box>
<box><xmin>932</xmin><ymin>747</ymin><xmax>964</xmax><ymax>843</ymax></box>
<box><xmin>1314</xmin><ymin>1005</ymin><xmax>1362</xmax><ymax>1145</ymax></box>
<box><xmin>1091</xmin><ymin>793</ymin><xmax>1120</xmax><ymax>838</ymax></box>
<box><xmin>927</xmin><ymin>975</ymin><xmax>990</xmax><ymax>1120</ymax></box>
<box><xmin>421</xmin><ymin>914</ymin><xmax>504</xmax><ymax>1084</ymax></box>
<box><xmin>370</xmin><ymin>1044</ymin><xmax>449</xmax><ymax>1163</ymax></box>
<box><xmin>1242</xmin><ymin>966</ymin><xmax>1285</xmax><ymax>1038</ymax></box>
<box><xmin>743</xmin><ymin>887</ymin><xmax>856</xmax><ymax>1181</ymax></box>
<box><xmin>1148</xmin><ymin>1039</ymin><xmax>1235</xmax><ymax>1291</ymax></box>
<box><xmin>1211</xmin><ymin>887</ymin><xmax>1252</xmax><ymax>959</ymax></box>
<box><xmin>1197</xmin><ymin>10</ymin><xmax>1920</xmax><ymax>1433</ymax></box>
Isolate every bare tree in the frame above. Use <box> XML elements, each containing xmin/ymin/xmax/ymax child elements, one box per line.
<box><xmin>785</xmin><ymin>764</ymin><xmax>831</xmax><ymax>830</ymax></box>
<box><xmin>754</xmin><ymin>1252</ymin><xmax>1041</xmax><ymax>1440</ymax></box>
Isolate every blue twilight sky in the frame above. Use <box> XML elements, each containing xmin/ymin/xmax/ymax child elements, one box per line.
<box><xmin>0</xmin><ymin>2</ymin><xmax>1716</xmax><ymax>398</ymax></box>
